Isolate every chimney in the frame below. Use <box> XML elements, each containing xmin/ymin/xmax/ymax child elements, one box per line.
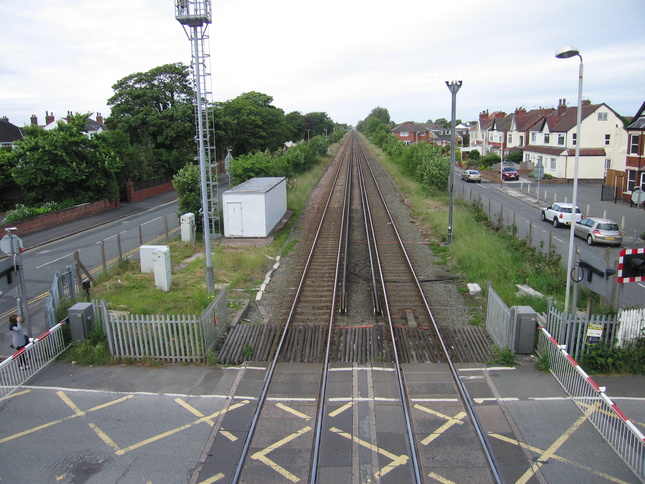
<box><xmin>96</xmin><ymin>112</ymin><xmax>103</xmax><ymax>124</ymax></box>
<box><xmin>582</xmin><ymin>99</ymin><xmax>591</xmax><ymax>106</ymax></box>
<box><xmin>31</xmin><ymin>114</ymin><xmax>38</xmax><ymax>126</ymax></box>
<box><xmin>495</xmin><ymin>111</ymin><xmax>506</xmax><ymax>118</ymax></box>
<box><xmin>1</xmin><ymin>116</ymin><xmax>8</xmax><ymax>122</ymax></box>
<box><xmin>557</xmin><ymin>99</ymin><xmax>567</xmax><ymax>116</ymax></box>
<box><xmin>45</xmin><ymin>111</ymin><xmax>54</xmax><ymax>125</ymax></box>
<box><xmin>479</xmin><ymin>110</ymin><xmax>489</xmax><ymax>122</ymax></box>
<box><xmin>66</xmin><ymin>110</ymin><xmax>73</xmax><ymax>122</ymax></box>
<box><xmin>515</xmin><ymin>107</ymin><xmax>527</xmax><ymax>115</ymax></box>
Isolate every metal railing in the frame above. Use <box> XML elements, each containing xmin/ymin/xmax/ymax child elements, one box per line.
<box><xmin>98</xmin><ymin>288</ymin><xmax>227</xmax><ymax>363</ymax></box>
<box><xmin>485</xmin><ymin>282</ymin><xmax>513</xmax><ymax>350</ymax></box>
<box><xmin>537</xmin><ymin>324</ymin><xmax>645</xmax><ymax>481</ymax></box>
<box><xmin>0</xmin><ymin>320</ymin><xmax>69</xmax><ymax>401</ymax></box>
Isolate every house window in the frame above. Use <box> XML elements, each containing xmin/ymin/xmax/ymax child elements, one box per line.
<box><xmin>630</xmin><ymin>134</ymin><xmax>640</xmax><ymax>154</ymax></box>
<box><xmin>531</xmin><ymin>132</ymin><xmax>537</xmax><ymax>143</ymax></box>
<box><xmin>550</xmin><ymin>157</ymin><xmax>556</xmax><ymax>170</ymax></box>
<box><xmin>558</xmin><ymin>134</ymin><xmax>565</xmax><ymax>145</ymax></box>
<box><xmin>597</xmin><ymin>112</ymin><xmax>608</xmax><ymax>121</ymax></box>
<box><xmin>400</xmin><ymin>131</ymin><xmax>409</xmax><ymax>137</ymax></box>
<box><xmin>605</xmin><ymin>134</ymin><xmax>610</xmax><ymax>145</ymax></box>
<box><xmin>544</xmin><ymin>133</ymin><xmax>550</xmax><ymax>144</ymax></box>
<box><xmin>605</xmin><ymin>159</ymin><xmax>611</xmax><ymax>171</ymax></box>
<box><xmin>627</xmin><ymin>170</ymin><xmax>645</xmax><ymax>192</ymax></box>
<box><xmin>519</xmin><ymin>135</ymin><xmax>524</xmax><ymax>147</ymax></box>
<box><xmin>572</xmin><ymin>133</ymin><xmax>577</xmax><ymax>146</ymax></box>
<box><xmin>524</xmin><ymin>152</ymin><xmax>530</xmax><ymax>162</ymax></box>
<box><xmin>507</xmin><ymin>133</ymin><xmax>512</xmax><ymax>144</ymax></box>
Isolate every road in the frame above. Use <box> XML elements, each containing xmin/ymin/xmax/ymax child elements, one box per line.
<box><xmin>456</xmin><ymin>172</ymin><xmax>644</xmax><ymax>308</ymax></box>
<box><xmin>0</xmin><ymin>198</ymin><xmax>180</xmax><ymax>345</ymax></box>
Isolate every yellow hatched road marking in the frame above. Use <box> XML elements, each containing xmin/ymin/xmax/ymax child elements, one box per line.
<box><xmin>427</xmin><ymin>471</ymin><xmax>456</xmax><ymax>484</ymax></box>
<box><xmin>251</xmin><ymin>426</ymin><xmax>312</xmax><ymax>482</ymax></box>
<box><xmin>116</xmin><ymin>400</ymin><xmax>250</xmax><ymax>455</ymax></box>
<box><xmin>0</xmin><ymin>392</ymin><xmax>133</xmax><ymax>444</ymax></box>
<box><xmin>276</xmin><ymin>402</ymin><xmax>311</xmax><ymax>420</ymax></box>
<box><xmin>198</xmin><ymin>473</ymin><xmax>225</xmax><ymax>484</ymax></box>
<box><xmin>329</xmin><ymin>427</ymin><xmax>408</xmax><ymax>478</ymax></box>
<box><xmin>3</xmin><ymin>389</ymin><xmax>30</xmax><ymax>400</ymax></box>
<box><xmin>488</xmin><ymin>432</ymin><xmax>632</xmax><ymax>484</ymax></box>
<box><xmin>328</xmin><ymin>401</ymin><xmax>354</xmax><ymax>417</ymax></box>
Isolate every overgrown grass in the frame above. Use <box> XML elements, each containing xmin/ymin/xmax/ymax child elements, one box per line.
<box><xmin>367</xmin><ymin>142</ymin><xmax>567</xmax><ymax>314</ymax></box>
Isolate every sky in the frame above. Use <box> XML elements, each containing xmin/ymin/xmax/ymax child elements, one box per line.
<box><xmin>1</xmin><ymin>0</ymin><xmax>644</xmax><ymax>129</ymax></box>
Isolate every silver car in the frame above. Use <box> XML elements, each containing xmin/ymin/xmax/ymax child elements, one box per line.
<box><xmin>461</xmin><ymin>169</ymin><xmax>482</xmax><ymax>183</ymax></box>
<box><xmin>574</xmin><ymin>217</ymin><xmax>622</xmax><ymax>246</ymax></box>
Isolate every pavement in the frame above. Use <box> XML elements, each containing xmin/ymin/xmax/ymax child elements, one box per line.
<box><xmin>2</xmin><ymin>179</ymin><xmax>645</xmax><ymax>483</ymax></box>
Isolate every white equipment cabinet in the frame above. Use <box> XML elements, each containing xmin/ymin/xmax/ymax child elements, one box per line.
<box><xmin>222</xmin><ymin>177</ymin><xmax>286</xmax><ymax>237</ymax></box>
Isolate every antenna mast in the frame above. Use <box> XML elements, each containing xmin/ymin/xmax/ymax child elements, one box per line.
<box><xmin>175</xmin><ymin>0</ymin><xmax>218</xmax><ymax>293</ymax></box>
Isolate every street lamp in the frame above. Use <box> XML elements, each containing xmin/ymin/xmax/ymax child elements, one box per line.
<box><xmin>446</xmin><ymin>80</ymin><xmax>462</xmax><ymax>244</ymax></box>
<box><xmin>556</xmin><ymin>45</ymin><xmax>583</xmax><ymax>318</ymax></box>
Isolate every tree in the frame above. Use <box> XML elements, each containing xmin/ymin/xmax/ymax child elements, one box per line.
<box><xmin>10</xmin><ymin>114</ymin><xmax>122</xmax><ymax>205</ymax></box>
<box><xmin>285</xmin><ymin>111</ymin><xmax>307</xmax><ymax>141</ymax></box>
<box><xmin>304</xmin><ymin>112</ymin><xmax>334</xmax><ymax>138</ymax></box>
<box><xmin>219</xmin><ymin>92</ymin><xmax>290</xmax><ymax>155</ymax></box>
<box><xmin>172</xmin><ymin>163</ymin><xmax>202</xmax><ymax>229</ymax></box>
<box><xmin>106</xmin><ymin>63</ymin><xmax>196</xmax><ymax>177</ymax></box>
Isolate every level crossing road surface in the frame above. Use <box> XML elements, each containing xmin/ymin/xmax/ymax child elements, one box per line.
<box><xmin>1</xmin><ymin>361</ymin><xmax>642</xmax><ymax>483</ymax></box>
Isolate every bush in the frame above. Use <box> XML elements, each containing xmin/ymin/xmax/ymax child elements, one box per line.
<box><xmin>3</xmin><ymin>201</ymin><xmax>73</xmax><ymax>223</ymax></box>
<box><xmin>578</xmin><ymin>337</ymin><xmax>645</xmax><ymax>375</ymax></box>
<box><xmin>467</xmin><ymin>149</ymin><xmax>481</xmax><ymax>160</ymax></box>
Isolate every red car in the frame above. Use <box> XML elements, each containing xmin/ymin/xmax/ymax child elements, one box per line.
<box><xmin>501</xmin><ymin>166</ymin><xmax>519</xmax><ymax>181</ymax></box>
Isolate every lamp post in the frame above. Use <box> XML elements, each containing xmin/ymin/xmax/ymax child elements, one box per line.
<box><xmin>445</xmin><ymin>80</ymin><xmax>462</xmax><ymax>244</ymax></box>
<box><xmin>556</xmin><ymin>45</ymin><xmax>583</xmax><ymax>318</ymax></box>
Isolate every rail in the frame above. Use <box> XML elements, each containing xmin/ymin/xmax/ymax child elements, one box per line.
<box><xmin>537</xmin><ymin>324</ymin><xmax>645</xmax><ymax>481</ymax></box>
<box><xmin>0</xmin><ymin>320</ymin><xmax>69</xmax><ymax>401</ymax></box>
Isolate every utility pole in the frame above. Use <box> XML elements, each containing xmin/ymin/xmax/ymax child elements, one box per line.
<box><xmin>446</xmin><ymin>80</ymin><xmax>463</xmax><ymax>244</ymax></box>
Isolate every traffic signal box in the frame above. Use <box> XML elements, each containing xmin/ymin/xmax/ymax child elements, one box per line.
<box><xmin>617</xmin><ymin>248</ymin><xmax>645</xmax><ymax>284</ymax></box>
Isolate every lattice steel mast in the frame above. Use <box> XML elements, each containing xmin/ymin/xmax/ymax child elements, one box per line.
<box><xmin>175</xmin><ymin>0</ymin><xmax>218</xmax><ymax>293</ymax></box>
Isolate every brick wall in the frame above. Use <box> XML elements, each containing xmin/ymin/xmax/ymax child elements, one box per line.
<box><xmin>0</xmin><ymin>198</ymin><xmax>118</xmax><ymax>236</ymax></box>
<box><xmin>125</xmin><ymin>181</ymin><xmax>175</xmax><ymax>203</ymax></box>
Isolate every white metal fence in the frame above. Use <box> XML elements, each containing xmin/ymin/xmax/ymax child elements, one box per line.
<box><xmin>98</xmin><ymin>288</ymin><xmax>227</xmax><ymax>363</ymax></box>
<box><xmin>44</xmin><ymin>265</ymin><xmax>79</xmax><ymax>329</ymax></box>
<box><xmin>544</xmin><ymin>304</ymin><xmax>620</xmax><ymax>361</ymax></box>
<box><xmin>0</xmin><ymin>321</ymin><xmax>69</xmax><ymax>401</ymax></box>
<box><xmin>537</xmin><ymin>324</ymin><xmax>645</xmax><ymax>481</ymax></box>
<box><xmin>618</xmin><ymin>308</ymin><xmax>645</xmax><ymax>346</ymax></box>
<box><xmin>485</xmin><ymin>282</ymin><xmax>513</xmax><ymax>350</ymax></box>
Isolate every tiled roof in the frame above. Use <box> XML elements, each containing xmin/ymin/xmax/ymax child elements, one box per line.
<box><xmin>627</xmin><ymin>101</ymin><xmax>645</xmax><ymax>130</ymax></box>
<box><xmin>0</xmin><ymin>118</ymin><xmax>23</xmax><ymax>143</ymax></box>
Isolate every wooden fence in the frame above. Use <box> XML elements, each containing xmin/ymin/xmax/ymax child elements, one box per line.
<box><xmin>97</xmin><ymin>287</ymin><xmax>227</xmax><ymax>363</ymax></box>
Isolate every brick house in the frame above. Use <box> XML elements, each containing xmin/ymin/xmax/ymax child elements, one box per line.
<box><xmin>0</xmin><ymin>117</ymin><xmax>24</xmax><ymax>148</ymax></box>
<box><xmin>470</xmin><ymin>100</ymin><xmax>628</xmax><ymax>180</ymax></box>
<box><xmin>622</xmin><ymin>101</ymin><xmax>645</xmax><ymax>200</ymax></box>
<box><xmin>391</xmin><ymin>121</ymin><xmax>463</xmax><ymax>147</ymax></box>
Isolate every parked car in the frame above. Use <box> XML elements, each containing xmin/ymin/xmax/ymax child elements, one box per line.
<box><xmin>461</xmin><ymin>169</ymin><xmax>482</xmax><ymax>183</ymax></box>
<box><xmin>501</xmin><ymin>166</ymin><xmax>519</xmax><ymax>181</ymax></box>
<box><xmin>574</xmin><ymin>217</ymin><xmax>622</xmax><ymax>246</ymax></box>
<box><xmin>540</xmin><ymin>203</ymin><xmax>583</xmax><ymax>228</ymax></box>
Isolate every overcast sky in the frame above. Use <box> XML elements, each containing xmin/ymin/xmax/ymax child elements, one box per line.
<box><xmin>1</xmin><ymin>0</ymin><xmax>644</xmax><ymax>128</ymax></box>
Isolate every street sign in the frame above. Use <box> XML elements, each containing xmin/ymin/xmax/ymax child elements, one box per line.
<box><xmin>631</xmin><ymin>188</ymin><xmax>645</xmax><ymax>205</ymax></box>
<box><xmin>534</xmin><ymin>159</ymin><xmax>544</xmax><ymax>181</ymax></box>
<box><xmin>0</xmin><ymin>234</ymin><xmax>23</xmax><ymax>256</ymax></box>
<box><xmin>0</xmin><ymin>257</ymin><xmax>18</xmax><ymax>294</ymax></box>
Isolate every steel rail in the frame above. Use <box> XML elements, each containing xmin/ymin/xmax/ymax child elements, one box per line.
<box><xmin>355</xmin><ymin>136</ymin><xmax>423</xmax><ymax>484</ymax></box>
<box><xmin>357</xmin><ymin>137</ymin><xmax>502</xmax><ymax>483</ymax></box>
<box><xmin>231</xmin><ymin>137</ymin><xmax>351</xmax><ymax>483</ymax></box>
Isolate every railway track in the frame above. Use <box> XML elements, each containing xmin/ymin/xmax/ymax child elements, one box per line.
<box><xmin>205</xmin><ymin>132</ymin><xmax>500</xmax><ymax>483</ymax></box>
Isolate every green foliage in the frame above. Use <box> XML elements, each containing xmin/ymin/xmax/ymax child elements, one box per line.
<box><xmin>107</xmin><ymin>63</ymin><xmax>195</xmax><ymax>177</ymax></box>
<box><xmin>173</xmin><ymin>163</ymin><xmax>202</xmax><ymax>227</ymax></box>
<box><xmin>3</xmin><ymin>201</ymin><xmax>73</xmax><ymax>223</ymax></box>
<box><xmin>59</xmin><ymin>325</ymin><xmax>113</xmax><ymax>366</ymax></box>
<box><xmin>491</xmin><ymin>346</ymin><xmax>516</xmax><ymax>366</ymax></box>
<box><xmin>536</xmin><ymin>353</ymin><xmax>550</xmax><ymax>372</ymax></box>
<box><xmin>9</xmin><ymin>114</ymin><xmax>122</xmax><ymax>205</ymax></box>
<box><xmin>467</xmin><ymin>149</ymin><xmax>481</xmax><ymax>160</ymax></box>
<box><xmin>478</xmin><ymin>153</ymin><xmax>501</xmax><ymax>168</ymax></box>
<box><xmin>414</xmin><ymin>144</ymin><xmax>450</xmax><ymax>191</ymax></box>
<box><xmin>579</xmin><ymin>337</ymin><xmax>645</xmax><ymax>375</ymax></box>
<box><xmin>504</xmin><ymin>150</ymin><xmax>523</xmax><ymax>162</ymax></box>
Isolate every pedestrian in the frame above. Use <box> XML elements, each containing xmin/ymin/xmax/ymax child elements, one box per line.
<box><xmin>9</xmin><ymin>314</ymin><xmax>29</xmax><ymax>370</ymax></box>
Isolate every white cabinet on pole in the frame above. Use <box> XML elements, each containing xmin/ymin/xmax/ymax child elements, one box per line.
<box><xmin>152</xmin><ymin>247</ymin><xmax>172</xmax><ymax>292</ymax></box>
<box><xmin>140</xmin><ymin>245</ymin><xmax>169</xmax><ymax>273</ymax></box>
<box><xmin>180</xmin><ymin>212</ymin><xmax>195</xmax><ymax>242</ymax></box>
